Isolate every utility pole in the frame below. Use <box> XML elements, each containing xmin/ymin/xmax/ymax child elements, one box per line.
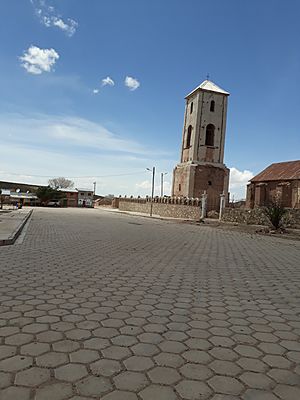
<box><xmin>93</xmin><ymin>181</ymin><xmax>96</xmax><ymax>196</ymax></box>
<box><xmin>147</xmin><ymin>167</ymin><xmax>156</xmax><ymax>217</ymax></box>
<box><xmin>160</xmin><ymin>172</ymin><xmax>168</xmax><ymax>197</ymax></box>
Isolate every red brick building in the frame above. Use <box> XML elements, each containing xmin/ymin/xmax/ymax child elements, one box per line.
<box><xmin>58</xmin><ymin>189</ymin><xmax>78</xmax><ymax>207</ymax></box>
<box><xmin>246</xmin><ymin>160</ymin><xmax>300</xmax><ymax>209</ymax></box>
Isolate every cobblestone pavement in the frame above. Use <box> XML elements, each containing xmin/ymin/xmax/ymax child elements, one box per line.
<box><xmin>0</xmin><ymin>208</ymin><xmax>300</xmax><ymax>400</ymax></box>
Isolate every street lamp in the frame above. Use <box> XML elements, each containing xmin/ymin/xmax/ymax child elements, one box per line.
<box><xmin>146</xmin><ymin>167</ymin><xmax>155</xmax><ymax>217</ymax></box>
<box><xmin>160</xmin><ymin>172</ymin><xmax>168</xmax><ymax>197</ymax></box>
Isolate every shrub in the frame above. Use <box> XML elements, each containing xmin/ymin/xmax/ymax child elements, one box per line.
<box><xmin>263</xmin><ymin>200</ymin><xmax>287</xmax><ymax>230</ymax></box>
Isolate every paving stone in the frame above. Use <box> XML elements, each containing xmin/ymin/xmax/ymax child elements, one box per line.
<box><xmin>274</xmin><ymin>384</ymin><xmax>300</xmax><ymax>400</ymax></box>
<box><xmin>22</xmin><ymin>323</ymin><xmax>48</xmax><ymax>333</ymax></box>
<box><xmin>124</xmin><ymin>355</ymin><xmax>154</xmax><ymax>371</ymax></box>
<box><xmin>93</xmin><ymin>327</ymin><xmax>119</xmax><ymax>338</ymax></box>
<box><xmin>76</xmin><ymin>375</ymin><xmax>113</xmax><ymax>396</ymax></box>
<box><xmin>137</xmin><ymin>332</ymin><xmax>163</xmax><ymax>344</ymax></box>
<box><xmin>36</xmin><ymin>330</ymin><xmax>64</xmax><ymax>343</ymax></box>
<box><xmin>182</xmin><ymin>350</ymin><xmax>212</xmax><ymax>364</ymax></box>
<box><xmin>84</xmin><ymin>337</ymin><xmax>110</xmax><ymax>350</ymax></box>
<box><xmin>111</xmin><ymin>334</ymin><xmax>138</xmax><ymax>346</ymax></box>
<box><xmin>148</xmin><ymin>366</ymin><xmax>180</xmax><ymax>384</ymax></box>
<box><xmin>102</xmin><ymin>391</ymin><xmax>138</xmax><ymax>400</ymax></box>
<box><xmin>0</xmin><ymin>345</ymin><xmax>16</xmax><ymax>360</ymax></box>
<box><xmin>240</xmin><ymin>371</ymin><xmax>275</xmax><ymax>389</ymax></box>
<box><xmin>234</xmin><ymin>345</ymin><xmax>263</xmax><ymax>358</ymax></box>
<box><xmin>154</xmin><ymin>352</ymin><xmax>185</xmax><ymax>368</ymax></box>
<box><xmin>159</xmin><ymin>340</ymin><xmax>187</xmax><ymax>353</ymax></box>
<box><xmin>209</xmin><ymin>360</ymin><xmax>241</xmax><ymax>376</ymax></box>
<box><xmin>15</xmin><ymin>366</ymin><xmax>50</xmax><ymax>386</ymax></box>
<box><xmin>140</xmin><ymin>384</ymin><xmax>178</xmax><ymax>400</ymax></box>
<box><xmin>209</xmin><ymin>348</ymin><xmax>239</xmax><ymax>361</ymax></box>
<box><xmin>20</xmin><ymin>342</ymin><xmax>50</xmax><ymax>356</ymax></box>
<box><xmin>91</xmin><ymin>359</ymin><xmax>121</xmax><ymax>376</ymax></box>
<box><xmin>180</xmin><ymin>363</ymin><xmax>213</xmax><ymax>380</ymax></box>
<box><xmin>286</xmin><ymin>351</ymin><xmax>300</xmax><ymax>363</ymax></box>
<box><xmin>113</xmin><ymin>371</ymin><xmax>148</xmax><ymax>392</ymax></box>
<box><xmin>237</xmin><ymin>357</ymin><xmax>268</xmax><ymax>372</ymax></box>
<box><xmin>131</xmin><ymin>343</ymin><xmax>159</xmax><ymax>357</ymax></box>
<box><xmin>36</xmin><ymin>352</ymin><xmax>68</xmax><ymax>368</ymax></box>
<box><xmin>243</xmin><ymin>389</ymin><xmax>284</xmax><ymax>399</ymax></box>
<box><xmin>0</xmin><ymin>355</ymin><xmax>32</xmax><ymax>372</ymax></box>
<box><xmin>258</xmin><ymin>343</ymin><xmax>285</xmax><ymax>355</ymax></box>
<box><xmin>56</xmin><ymin>362</ymin><xmax>88</xmax><ymax>383</ymax></box>
<box><xmin>102</xmin><ymin>345</ymin><xmax>131</xmax><ymax>360</ymax></box>
<box><xmin>176</xmin><ymin>380</ymin><xmax>212</xmax><ymax>399</ymax></box>
<box><xmin>70</xmin><ymin>349</ymin><xmax>99</xmax><ymax>363</ymax></box>
<box><xmin>0</xmin><ymin>386</ymin><xmax>31</xmax><ymax>400</ymax></box>
<box><xmin>0</xmin><ymin>371</ymin><xmax>12</xmax><ymax>388</ymax></box>
<box><xmin>267</xmin><ymin>368</ymin><xmax>300</xmax><ymax>385</ymax></box>
<box><xmin>208</xmin><ymin>376</ymin><xmax>244</xmax><ymax>395</ymax></box>
<box><xmin>5</xmin><ymin>333</ymin><xmax>33</xmax><ymax>346</ymax></box>
<box><xmin>65</xmin><ymin>329</ymin><xmax>91</xmax><ymax>340</ymax></box>
<box><xmin>35</xmin><ymin>382</ymin><xmax>73</xmax><ymax>400</ymax></box>
<box><xmin>263</xmin><ymin>355</ymin><xmax>292</xmax><ymax>369</ymax></box>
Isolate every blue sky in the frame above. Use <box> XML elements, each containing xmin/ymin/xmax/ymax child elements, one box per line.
<box><xmin>1</xmin><ymin>0</ymin><xmax>300</xmax><ymax>199</ymax></box>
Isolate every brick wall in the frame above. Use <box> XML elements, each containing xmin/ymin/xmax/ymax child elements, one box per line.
<box><xmin>118</xmin><ymin>197</ymin><xmax>201</xmax><ymax>220</ymax></box>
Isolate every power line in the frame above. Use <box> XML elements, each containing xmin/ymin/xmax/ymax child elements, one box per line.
<box><xmin>1</xmin><ymin>171</ymin><xmax>147</xmax><ymax>179</ymax></box>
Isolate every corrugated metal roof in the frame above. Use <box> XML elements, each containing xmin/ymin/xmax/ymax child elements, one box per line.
<box><xmin>185</xmin><ymin>80</ymin><xmax>230</xmax><ymax>98</ymax></box>
<box><xmin>251</xmin><ymin>160</ymin><xmax>300</xmax><ymax>182</ymax></box>
<box><xmin>58</xmin><ymin>188</ymin><xmax>78</xmax><ymax>193</ymax></box>
<box><xmin>76</xmin><ymin>188</ymin><xmax>93</xmax><ymax>192</ymax></box>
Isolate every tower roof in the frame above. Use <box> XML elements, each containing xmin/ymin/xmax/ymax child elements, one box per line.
<box><xmin>185</xmin><ymin>80</ymin><xmax>230</xmax><ymax>98</ymax></box>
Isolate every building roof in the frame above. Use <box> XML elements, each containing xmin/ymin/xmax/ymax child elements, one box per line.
<box><xmin>58</xmin><ymin>188</ymin><xmax>78</xmax><ymax>193</ymax></box>
<box><xmin>76</xmin><ymin>188</ymin><xmax>93</xmax><ymax>192</ymax></box>
<box><xmin>185</xmin><ymin>80</ymin><xmax>230</xmax><ymax>98</ymax></box>
<box><xmin>251</xmin><ymin>160</ymin><xmax>300</xmax><ymax>182</ymax></box>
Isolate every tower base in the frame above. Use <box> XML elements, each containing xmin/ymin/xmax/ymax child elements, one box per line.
<box><xmin>172</xmin><ymin>162</ymin><xmax>230</xmax><ymax>211</ymax></box>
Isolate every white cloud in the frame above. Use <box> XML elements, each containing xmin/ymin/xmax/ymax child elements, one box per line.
<box><xmin>93</xmin><ymin>89</ymin><xmax>99</xmax><ymax>94</ymax></box>
<box><xmin>125</xmin><ymin>76</ymin><xmax>140</xmax><ymax>91</ymax></box>
<box><xmin>19</xmin><ymin>45</ymin><xmax>59</xmax><ymax>74</ymax></box>
<box><xmin>0</xmin><ymin>113</ymin><xmax>166</xmax><ymax>156</ymax></box>
<box><xmin>0</xmin><ymin>113</ymin><xmax>173</xmax><ymax>196</ymax></box>
<box><xmin>31</xmin><ymin>0</ymin><xmax>78</xmax><ymax>37</ymax></box>
<box><xmin>101</xmin><ymin>76</ymin><xmax>115</xmax><ymax>87</ymax></box>
<box><xmin>229</xmin><ymin>167</ymin><xmax>254</xmax><ymax>200</ymax></box>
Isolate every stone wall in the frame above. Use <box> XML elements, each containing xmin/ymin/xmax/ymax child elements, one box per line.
<box><xmin>222</xmin><ymin>207</ymin><xmax>300</xmax><ymax>228</ymax></box>
<box><xmin>118</xmin><ymin>197</ymin><xmax>201</xmax><ymax>220</ymax></box>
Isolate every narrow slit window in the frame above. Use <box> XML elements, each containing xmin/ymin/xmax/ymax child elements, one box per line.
<box><xmin>190</xmin><ymin>102</ymin><xmax>193</xmax><ymax>114</ymax></box>
<box><xmin>205</xmin><ymin>124</ymin><xmax>215</xmax><ymax>146</ymax></box>
<box><xmin>210</xmin><ymin>100</ymin><xmax>215</xmax><ymax>112</ymax></box>
<box><xmin>186</xmin><ymin>125</ymin><xmax>192</xmax><ymax>147</ymax></box>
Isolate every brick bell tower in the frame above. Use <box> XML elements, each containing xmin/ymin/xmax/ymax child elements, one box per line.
<box><xmin>172</xmin><ymin>79</ymin><xmax>230</xmax><ymax>210</ymax></box>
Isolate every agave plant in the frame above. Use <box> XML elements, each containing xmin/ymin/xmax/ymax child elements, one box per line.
<box><xmin>263</xmin><ymin>198</ymin><xmax>287</xmax><ymax>230</ymax></box>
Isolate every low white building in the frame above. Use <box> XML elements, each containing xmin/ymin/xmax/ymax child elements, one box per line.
<box><xmin>76</xmin><ymin>188</ymin><xmax>94</xmax><ymax>207</ymax></box>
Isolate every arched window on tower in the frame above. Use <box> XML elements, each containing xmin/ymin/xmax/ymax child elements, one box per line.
<box><xmin>186</xmin><ymin>125</ymin><xmax>192</xmax><ymax>147</ymax></box>
<box><xmin>205</xmin><ymin>124</ymin><xmax>215</xmax><ymax>146</ymax></box>
<box><xmin>210</xmin><ymin>100</ymin><xmax>215</xmax><ymax>112</ymax></box>
<box><xmin>190</xmin><ymin>102</ymin><xmax>193</xmax><ymax>114</ymax></box>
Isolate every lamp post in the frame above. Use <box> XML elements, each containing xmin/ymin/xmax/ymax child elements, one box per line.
<box><xmin>160</xmin><ymin>172</ymin><xmax>168</xmax><ymax>197</ymax></box>
<box><xmin>146</xmin><ymin>167</ymin><xmax>155</xmax><ymax>217</ymax></box>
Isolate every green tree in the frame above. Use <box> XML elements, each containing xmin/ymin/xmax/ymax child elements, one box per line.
<box><xmin>36</xmin><ymin>186</ymin><xmax>61</xmax><ymax>204</ymax></box>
